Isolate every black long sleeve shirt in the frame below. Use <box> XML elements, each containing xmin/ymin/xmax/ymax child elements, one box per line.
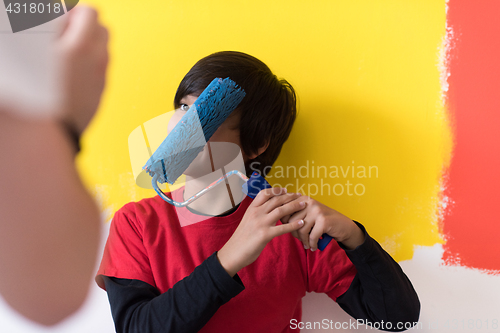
<box><xmin>102</xmin><ymin>222</ymin><xmax>420</xmax><ymax>333</ymax></box>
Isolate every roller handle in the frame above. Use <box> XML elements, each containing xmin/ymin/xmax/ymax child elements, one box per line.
<box><xmin>317</xmin><ymin>234</ymin><xmax>333</xmax><ymax>251</ymax></box>
<box><xmin>242</xmin><ymin>172</ymin><xmax>333</xmax><ymax>251</ymax></box>
<box><xmin>242</xmin><ymin>172</ymin><xmax>272</xmax><ymax>197</ymax></box>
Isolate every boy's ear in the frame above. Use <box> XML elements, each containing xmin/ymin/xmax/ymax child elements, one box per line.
<box><xmin>248</xmin><ymin>141</ymin><xmax>270</xmax><ymax>159</ymax></box>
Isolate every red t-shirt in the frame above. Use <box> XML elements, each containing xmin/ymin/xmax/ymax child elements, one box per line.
<box><xmin>96</xmin><ymin>189</ymin><xmax>357</xmax><ymax>333</ymax></box>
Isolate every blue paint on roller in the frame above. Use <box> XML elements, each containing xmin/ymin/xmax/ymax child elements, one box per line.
<box><xmin>143</xmin><ymin>77</ymin><xmax>246</xmax><ymax>184</ymax></box>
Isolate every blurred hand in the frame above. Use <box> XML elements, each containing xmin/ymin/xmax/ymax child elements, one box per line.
<box><xmin>56</xmin><ymin>5</ymin><xmax>109</xmax><ymax>135</ymax></box>
<box><xmin>281</xmin><ymin>196</ymin><xmax>365</xmax><ymax>251</ymax></box>
<box><xmin>217</xmin><ymin>187</ymin><xmax>306</xmax><ymax>276</ymax></box>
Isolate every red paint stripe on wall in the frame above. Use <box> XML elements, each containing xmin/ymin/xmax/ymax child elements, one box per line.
<box><xmin>444</xmin><ymin>0</ymin><xmax>500</xmax><ymax>272</ymax></box>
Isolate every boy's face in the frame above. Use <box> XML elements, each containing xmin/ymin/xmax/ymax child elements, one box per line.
<box><xmin>168</xmin><ymin>94</ymin><xmax>245</xmax><ymax>178</ymax></box>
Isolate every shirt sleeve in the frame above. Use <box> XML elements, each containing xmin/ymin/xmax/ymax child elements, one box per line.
<box><xmin>305</xmin><ymin>231</ymin><xmax>358</xmax><ymax>300</ymax></box>
<box><xmin>335</xmin><ymin>221</ymin><xmax>421</xmax><ymax>332</ymax></box>
<box><xmin>103</xmin><ymin>252</ymin><xmax>245</xmax><ymax>333</ymax></box>
<box><xmin>96</xmin><ymin>204</ymin><xmax>156</xmax><ymax>289</ymax></box>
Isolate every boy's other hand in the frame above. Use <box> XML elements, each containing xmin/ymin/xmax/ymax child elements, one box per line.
<box><xmin>56</xmin><ymin>5</ymin><xmax>109</xmax><ymax>136</ymax></box>
<box><xmin>281</xmin><ymin>196</ymin><xmax>365</xmax><ymax>251</ymax></box>
<box><xmin>217</xmin><ymin>187</ymin><xmax>306</xmax><ymax>277</ymax></box>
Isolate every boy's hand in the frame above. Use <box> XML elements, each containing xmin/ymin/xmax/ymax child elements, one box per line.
<box><xmin>217</xmin><ymin>187</ymin><xmax>306</xmax><ymax>277</ymax></box>
<box><xmin>281</xmin><ymin>196</ymin><xmax>365</xmax><ymax>251</ymax></box>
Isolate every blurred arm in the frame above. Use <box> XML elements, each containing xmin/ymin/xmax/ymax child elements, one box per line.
<box><xmin>0</xmin><ymin>5</ymin><xmax>108</xmax><ymax>324</ymax></box>
<box><xmin>0</xmin><ymin>111</ymin><xmax>101</xmax><ymax>325</ymax></box>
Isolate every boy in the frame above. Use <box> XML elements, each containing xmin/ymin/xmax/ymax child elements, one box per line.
<box><xmin>96</xmin><ymin>51</ymin><xmax>419</xmax><ymax>332</ymax></box>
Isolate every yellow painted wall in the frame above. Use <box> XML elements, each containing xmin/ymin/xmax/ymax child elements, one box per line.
<box><xmin>78</xmin><ymin>0</ymin><xmax>451</xmax><ymax>262</ymax></box>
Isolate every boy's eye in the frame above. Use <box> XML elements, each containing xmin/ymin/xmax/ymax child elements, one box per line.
<box><xmin>180</xmin><ymin>104</ymin><xmax>190</xmax><ymax>111</ymax></box>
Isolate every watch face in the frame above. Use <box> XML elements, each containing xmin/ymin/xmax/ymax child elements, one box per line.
<box><xmin>0</xmin><ymin>3</ymin><xmax>65</xmax><ymax>118</ymax></box>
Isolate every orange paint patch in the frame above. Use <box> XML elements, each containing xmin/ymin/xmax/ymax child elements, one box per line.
<box><xmin>443</xmin><ymin>0</ymin><xmax>500</xmax><ymax>273</ymax></box>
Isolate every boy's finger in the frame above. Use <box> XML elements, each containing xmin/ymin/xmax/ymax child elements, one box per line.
<box><xmin>263</xmin><ymin>192</ymin><xmax>301</xmax><ymax>214</ymax></box>
<box><xmin>286</xmin><ymin>211</ymin><xmax>307</xmax><ymax>244</ymax></box>
<box><xmin>296</xmin><ymin>218</ymin><xmax>314</xmax><ymax>249</ymax></box>
<box><xmin>271</xmin><ymin>219</ymin><xmax>304</xmax><ymax>238</ymax></box>
<box><xmin>309</xmin><ymin>221</ymin><xmax>326</xmax><ymax>251</ymax></box>
<box><xmin>281</xmin><ymin>214</ymin><xmax>290</xmax><ymax>224</ymax></box>
<box><xmin>282</xmin><ymin>209</ymin><xmax>305</xmax><ymax>225</ymax></box>
<box><xmin>252</xmin><ymin>187</ymin><xmax>287</xmax><ymax>206</ymax></box>
<box><xmin>280</xmin><ymin>195</ymin><xmax>306</xmax><ymax>223</ymax></box>
<box><xmin>269</xmin><ymin>199</ymin><xmax>306</xmax><ymax>222</ymax></box>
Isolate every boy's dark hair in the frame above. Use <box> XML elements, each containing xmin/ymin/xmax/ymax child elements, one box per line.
<box><xmin>174</xmin><ymin>51</ymin><xmax>297</xmax><ymax>177</ymax></box>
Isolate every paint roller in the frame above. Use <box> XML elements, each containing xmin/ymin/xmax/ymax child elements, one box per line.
<box><xmin>143</xmin><ymin>77</ymin><xmax>333</xmax><ymax>251</ymax></box>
